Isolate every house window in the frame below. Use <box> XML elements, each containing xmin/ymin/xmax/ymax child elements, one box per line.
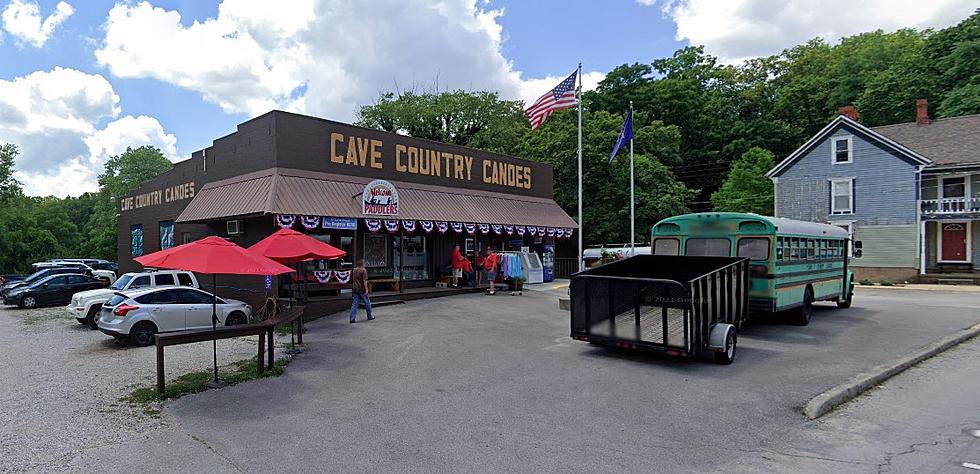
<box><xmin>830</xmin><ymin>178</ymin><xmax>854</xmax><ymax>214</ymax></box>
<box><xmin>941</xmin><ymin>176</ymin><xmax>966</xmax><ymax>199</ymax></box>
<box><xmin>182</xmin><ymin>232</ymin><xmax>192</xmax><ymax>245</ymax></box>
<box><xmin>159</xmin><ymin>221</ymin><xmax>175</xmax><ymax>250</ymax></box>
<box><xmin>921</xmin><ymin>176</ymin><xmax>938</xmax><ymax>201</ymax></box>
<box><xmin>130</xmin><ymin>224</ymin><xmax>144</xmax><ymax>257</ymax></box>
<box><xmin>831</xmin><ymin>136</ymin><xmax>852</xmax><ymax>164</ymax></box>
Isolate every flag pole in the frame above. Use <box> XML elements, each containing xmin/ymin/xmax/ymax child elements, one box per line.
<box><xmin>577</xmin><ymin>62</ymin><xmax>584</xmax><ymax>272</ymax></box>
<box><xmin>629</xmin><ymin>101</ymin><xmax>635</xmax><ymax>254</ymax></box>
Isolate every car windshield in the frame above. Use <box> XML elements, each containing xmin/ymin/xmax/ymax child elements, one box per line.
<box><xmin>23</xmin><ymin>270</ymin><xmax>47</xmax><ymax>281</ymax></box>
<box><xmin>110</xmin><ymin>274</ymin><xmax>134</xmax><ymax>290</ymax></box>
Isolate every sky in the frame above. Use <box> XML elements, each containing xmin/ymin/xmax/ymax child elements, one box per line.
<box><xmin>0</xmin><ymin>0</ymin><xmax>975</xmax><ymax>197</ymax></box>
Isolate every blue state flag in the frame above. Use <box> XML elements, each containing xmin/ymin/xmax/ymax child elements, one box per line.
<box><xmin>609</xmin><ymin>108</ymin><xmax>633</xmax><ymax>163</ymax></box>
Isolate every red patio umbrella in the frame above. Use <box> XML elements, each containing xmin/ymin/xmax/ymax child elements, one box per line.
<box><xmin>135</xmin><ymin>236</ymin><xmax>294</xmax><ymax>387</ymax></box>
<box><xmin>248</xmin><ymin>228</ymin><xmax>347</xmax><ymax>351</ymax></box>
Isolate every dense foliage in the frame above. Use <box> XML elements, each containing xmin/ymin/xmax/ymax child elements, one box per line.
<box><xmin>0</xmin><ymin>145</ymin><xmax>171</xmax><ymax>273</ymax></box>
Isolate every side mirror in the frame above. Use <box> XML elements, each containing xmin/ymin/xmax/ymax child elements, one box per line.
<box><xmin>854</xmin><ymin>249</ymin><xmax>863</xmax><ymax>258</ymax></box>
<box><xmin>854</xmin><ymin>241</ymin><xmax>863</xmax><ymax>249</ymax></box>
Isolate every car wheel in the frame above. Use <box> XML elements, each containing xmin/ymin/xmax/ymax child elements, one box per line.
<box><xmin>793</xmin><ymin>286</ymin><xmax>813</xmax><ymax>326</ymax></box>
<box><xmin>85</xmin><ymin>307</ymin><xmax>101</xmax><ymax>329</ymax></box>
<box><xmin>20</xmin><ymin>295</ymin><xmax>36</xmax><ymax>309</ymax></box>
<box><xmin>76</xmin><ymin>318</ymin><xmax>87</xmax><ymax>324</ymax></box>
<box><xmin>836</xmin><ymin>285</ymin><xmax>853</xmax><ymax>309</ymax></box>
<box><xmin>130</xmin><ymin>322</ymin><xmax>157</xmax><ymax>347</ymax></box>
<box><xmin>225</xmin><ymin>311</ymin><xmax>247</xmax><ymax>326</ymax></box>
<box><xmin>713</xmin><ymin>330</ymin><xmax>736</xmax><ymax>365</ymax></box>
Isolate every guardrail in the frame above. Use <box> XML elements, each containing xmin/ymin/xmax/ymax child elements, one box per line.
<box><xmin>154</xmin><ymin>306</ymin><xmax>304</xmax><ymax>394</ymax></box>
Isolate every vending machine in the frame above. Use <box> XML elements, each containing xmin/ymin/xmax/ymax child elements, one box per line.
<box><xmin>541</xmin><ymin>244</ymin><xmax>555</xmax><ymax>282</ymax></box>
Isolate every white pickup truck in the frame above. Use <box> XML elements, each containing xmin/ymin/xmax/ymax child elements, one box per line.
<box><xmin>67</xmin><ymin>270</ymin><xmax>199</xmax><ymax>329</ymax></box>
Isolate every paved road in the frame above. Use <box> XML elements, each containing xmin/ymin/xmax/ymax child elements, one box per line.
<box><xmin>47</xmin><ymin>286</ymin><xmax>977</xmax><ymax>473</ymax></box>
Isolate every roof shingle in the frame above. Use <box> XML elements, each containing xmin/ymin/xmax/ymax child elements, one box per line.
<box><xmin>872</xmin><ymin>114</ymin><xmax>980</xmax><ymax>167</ymax></box>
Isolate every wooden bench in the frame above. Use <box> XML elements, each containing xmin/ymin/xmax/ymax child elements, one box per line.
<box><xmin>369</xmin><ymin>278</ymin><xmax>400</xmax><ymax>292</ymax></box>
<box><xmin>154</xmin><ymin>306</ymin><xmax>305</xmax><ymax>394</ymax></box>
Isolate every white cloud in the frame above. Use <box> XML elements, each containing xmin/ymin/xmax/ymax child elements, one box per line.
<box><xmin>0</xmin><ymin>68</ymin><xmax>176</xmax><ymax>197</ymax></box>
<box><xmin>2</xmin><ymin>0</ymin><xmax>74</xmax><ymax>48</ymax></box>
<box><xmin>518</xmin><ymin>71</ymin><xmax>604</xmax><ymax>107</ymax></box>
<box><xmin>651</xmin><ymin>0</ymin><xmax>977</xmax><ymax>63</ymax></box>
<box><xmin>95</xmin><ymin>0</ymin><xmax>601</xmax><ymax>121</ymax></box>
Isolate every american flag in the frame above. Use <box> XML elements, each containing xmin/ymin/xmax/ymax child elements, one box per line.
<box><xmin>525</xmin><ymin>69</ymin><xmax>578</xmax><ymax>130</ymax></box>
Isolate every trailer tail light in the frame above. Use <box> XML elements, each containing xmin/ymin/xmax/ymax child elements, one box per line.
<box><xmin>573</xmin><ymin>335</ymin><xmax>589</xmax><ymax>342</ymax></box>
<box><xmin>113</xmin><ymin>303</ymin><xmax>139</xmax><ymax>317</ymax></box>
<box><xmin>750</xmin><ymin>265</ymin><xmax>768</xmax><ymax>277</ymax></box>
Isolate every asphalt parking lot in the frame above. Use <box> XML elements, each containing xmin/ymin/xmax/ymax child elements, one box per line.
<box><xmin>2</xmin><ymin>286</ymin><xmax>978</xmax><ymax>472</ymax></box>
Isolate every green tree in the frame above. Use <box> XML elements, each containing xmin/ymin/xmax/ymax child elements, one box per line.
<box><xmin>0</xmin><ymin>143</ymin><xmax>22</xmax><ymax>200</ymax></box>
<box><xmin>711</xmin><ymin>148</ymin><xmax>775</xmax><ymax>215</ymax></box>
<box><xmin>938</xmin><ymin>83</ymin><xmax>980</xmax><ymax>117</ymax></box>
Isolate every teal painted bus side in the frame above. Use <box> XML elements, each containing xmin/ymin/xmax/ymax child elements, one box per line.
<box><xmin>651</xmin><ymin>213</ymin><xmax>853</xmax><ymax>314</ymax></box>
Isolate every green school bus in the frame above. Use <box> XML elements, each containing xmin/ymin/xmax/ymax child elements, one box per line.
<box><xmin>650</xmin><ymin>212</ymin><xmax>854</xmax><ymax>325</ymax></box>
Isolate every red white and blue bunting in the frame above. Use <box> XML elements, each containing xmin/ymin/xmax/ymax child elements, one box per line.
<box><xmin>300</xmin><ymin>215</ymin><xmax>320</xmax><ymax>230</ymax></box>
<box><xmin>334</xmin><ymin>270</ymin><xmax>351</xmax><ymax>284</ymax></box>
<box><xmin>516</xmin><ymin>226</ymin><xmax>526</xmax><ymax>236</ymax></box>
<box><xmin>504</xmin><ymin>225</ymin><xmax>514</xmax><ymax>235</ymax></box>
<box><xmin>491</xmin><ymin>224</ymin><xmax>503</xmax><ymax>235</ymax></box>
<box><xmin>365</xmin><ymin>219</ymin><xmax>382</xmax><ymax>233</ymax></box>
<box><xmin>402</xmin><ymin>220</ymin><xmax>416</xmax><ymax>233</ymax></box>
<box><xmin>528</xmin><ymin>226</ymin><xmax>537</xmax><ymax>236</ymax></box>
<box><xmin>477</xmin><ymin>223</ymin><xmax>490</xmax><ymax>234</ymax></box>
<box><xmin>420</xmin><ymin>221</ymin><xmax>434</xmax><ymax>234</ymax></box>
<box><xmin>313</xmin><ymin>270</ymin><xmax>332</xmax><ymax>284</ymax></box>
<box><xmin>450</xmin><ymin>222</ymin><xmax>464</xmax><ymax>233</ymax></box>
<box><xmin>436</xmin><ymin>221</ymin><xmax>449</xmax><ymax>234</ymax></box>
<box><xmin>275</xmin><ymin>214</ymin><xmax>296</xmax><ymax>229</ymax></box>
<box><xmin>546</xmin><ymin>227</ymin><xmax>556</xmax><ymax>237</ymax></box>
<box><xmin>384</xmin><ymin>219</ymin><xmax>400</xmax><ymax>233</ymax></box>
<box><xmin>312</xmin><ymin>270</ymin><xmax>353</xmax><ymax>284</ymax></box>
<box><xmin>537</xmin><ymin>227</ymin><xmax>546</xmax><ymax>236</ymax></box>
<box><xmin>464</xmin><ymin>223</ymin><xmax>476</xmax><ymax>235</ymax></box>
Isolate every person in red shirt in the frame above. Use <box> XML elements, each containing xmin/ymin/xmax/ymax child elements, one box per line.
<box><xmin>484</xmin><ymin>248</ymin><xmax>499</xmax><ymax>295</ymax></box>
<box><xmin>474</xmin><ymin>252</ymin><xmax>486</xmax><ymax>286</ymax></box>
<box><xmin>450</xmin><ymin>245</ymin><xmax>465</xmax><ymax>287</ymax></box>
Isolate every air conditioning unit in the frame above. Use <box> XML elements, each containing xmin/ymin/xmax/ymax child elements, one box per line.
<box><xmin>227</xmin><ymin>220</ymin><xmax>243</xmax><ymax>235</ymax></box>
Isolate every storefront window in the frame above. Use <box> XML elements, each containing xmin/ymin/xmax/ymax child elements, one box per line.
<box><xmin>159</xmin><ymin>221</ymin><xmax>175</xmax><ymax>250</ymax></box>
<box><xmin>363</xmin><ymin>234</ymin><xmax>391</xmax><ymax>277</ymax></box>
<box><xmin>394</xmin><ymin>236</ymin><xmax>429</xmax><ymax>281</ymax></box>
<box><xmin>131</xmin><ymin>224</ymin><xmax>144</xmax><ymax>256</ymax></box>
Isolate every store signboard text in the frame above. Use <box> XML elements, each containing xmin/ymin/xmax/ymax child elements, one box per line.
<box><xmin>120</xmin><ymin>181</ymin><xmax>195</xmax><ymax>212</ymax></box>
<box><xmin>329</xmin><ymin>132</ymin><xmax>532</xmax><ymax>191</ymax></box>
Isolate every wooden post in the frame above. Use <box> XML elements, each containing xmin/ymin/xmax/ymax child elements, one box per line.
<box><xmin>267</xmin><ymin>327</ymin><xmax>275</xmax><ymax>369</ymax></box>
<box><xmin>257</xmin><ymin>331</ymin><xmax>265</xmax><ymax>375</ymax></box>
<box><xmin>399</xmin><ymin>228</ymin><xmax>405</xmax><ymax>294</ymax></box>
<box><xmin>297</xmin><ymin>308</ymin><xmax>304</xmax><ymax>345</ymax></box>
<box><xmin>156</xmin><ymin>342</ymin><xmax>165</xmax><ymax>394</ymax></box>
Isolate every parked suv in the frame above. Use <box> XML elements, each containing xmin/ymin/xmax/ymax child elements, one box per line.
<box><xmin>97</xmin><ymin>287</ymin><xmax>251</xmax><ymax>346</ymax></box>
<box><xmin>34</xmin><ymin>261</ymin><xmax>117</xmax><ymax>284</ymax></box>
<box><xmin>67</xmin><ymin>269</ymin><xmax>199</xmax><ymax>329</ymax></box>
<box><xmin>3</xmin><ymin>274</ymin><xmax>105</xmax><ymax>308</ymax></box>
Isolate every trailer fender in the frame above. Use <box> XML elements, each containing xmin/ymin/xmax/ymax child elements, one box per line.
<box><xmin>708</xmin><ymin>323</ymin><xmax>735</xmax><ymax>351</ymax></box>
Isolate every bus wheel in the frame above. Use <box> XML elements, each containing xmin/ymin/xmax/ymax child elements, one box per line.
<box><xmin>836</xmin><ymin>285</ymin><xmax>853</xmax><ymax>309</ymax></box>
<box><xmin>793</xmin><ymin>287</ymin><xmax>813</xmax><ymax>326</ymax></box>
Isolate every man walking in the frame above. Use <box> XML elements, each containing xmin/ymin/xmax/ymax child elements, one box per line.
<box><xmin>350</xmin><ymin>259</ymin><xmax>374</xmax><ymax>323</ymax></box>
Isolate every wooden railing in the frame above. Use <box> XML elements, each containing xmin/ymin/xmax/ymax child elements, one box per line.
<box><xmin>920</xmin><ymin>198</ymin><xmax>980</xmax><ymax>215</ymax></box>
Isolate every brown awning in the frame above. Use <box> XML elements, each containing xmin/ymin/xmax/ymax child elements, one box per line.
<box><xmin>176</xmin><ymin>168</ymin><xmax>577</xmax><ymax>228</ymax></box>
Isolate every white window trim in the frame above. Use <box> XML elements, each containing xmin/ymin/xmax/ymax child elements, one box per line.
<box><xmin>938</xmin><ymin>175</ymin><xmax>970</xmax><ymax>200</ymax></box>
<box><xmin>829</xmin><ymin>177</ymin><xmax>854</xmax><ymax>215</ymax></box>
<box><xmin>937</xmin><ymin>220</ymin><xmax>972</xmax><ymax>263</ymax></box>
<box><xmin>831</xmin><ymin>135</ymin><xmax>853</xmax><ymax>165</ymax></box>
<box><xmin>830</xmin><ymin>220</ymin><xmax>855</xmax><ymax>257</ymax></box>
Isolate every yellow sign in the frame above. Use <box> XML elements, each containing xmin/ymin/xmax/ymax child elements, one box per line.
<box><xmin>120</xmin><ymin>181</ymin><xmax>195</xmax><ymax>212</ymax></box>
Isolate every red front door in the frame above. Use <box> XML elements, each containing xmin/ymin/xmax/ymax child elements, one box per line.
<box><xmin>941</xmin><ymin>223</ymin><xmax>968</xmax><ymax>262</ymax></box>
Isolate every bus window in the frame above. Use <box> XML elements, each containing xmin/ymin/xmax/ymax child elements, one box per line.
<box><xmin>776</xmin><ymin>237</ymin><xmax>784</xmax><ymax>261</ymax></box>
<box><xmin>653</xmin><ymin>238</ymin><xmax>680</xmax><ymax>255</ymax></box>
<box><xmin>686</xmin><ymin>238</ymin><xmax>731</xmax><ymax>256</ymax></box>
<box><xmin>790</xmin><ymin>238</ymin><xmax>799</xmax><ymax>259</ymax></box>
<box><xmin>806</xmin><ymin>239</ymin><xmax>815</xmax><ymax>259</ymax></box>
<box><xmin>737</xmin><ymin>238</ymin><xmax>770</xmax><ymax>261</ymax></box>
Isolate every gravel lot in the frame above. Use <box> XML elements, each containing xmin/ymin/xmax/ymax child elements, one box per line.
<box><xmin>0</xmin><ymin>304</ymin><xmax>261</xmax><ymax>472</ymax></box>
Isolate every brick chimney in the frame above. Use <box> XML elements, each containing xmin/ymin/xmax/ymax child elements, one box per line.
<box><xmin>839</xmin><ymin>105</ymin><xmax>858</xmax><ymax>121</ymax></box>
<box><xmin>916</xmin><ymin>99</ymin><xmax>929</xmax><ymax>126</ymax></box>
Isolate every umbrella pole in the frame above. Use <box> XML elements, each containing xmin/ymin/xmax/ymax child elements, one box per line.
<box><xmin>287</xmin><ymin>259</ymin><xmax>301</xmax><ymax>354</ymax></box>
<box><xmin>207</xmin><ymin>273</ymin><xmax>226</xmax><ymax>389</ymax></box>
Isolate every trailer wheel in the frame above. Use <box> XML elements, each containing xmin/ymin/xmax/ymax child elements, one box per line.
<box><xmin>713</xmin><ymin>329</ymin><xmax>736</xmax><ymax>365</ymax></box>
<box><xmin>793</xmin><ymin>286</ymin><xmax>813</xmax><ymax>326</ymax></box>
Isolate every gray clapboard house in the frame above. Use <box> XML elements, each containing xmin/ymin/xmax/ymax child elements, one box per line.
<box><xmin>767</xmin><ymin>100</ymin><xmax>980</xmax><ymax>282</ymax></box>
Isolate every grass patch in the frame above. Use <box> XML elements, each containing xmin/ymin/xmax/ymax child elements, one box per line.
<box><xmin>276</xmin><ymin>322</ymin><xmax>308</xmax><ymax>337</ymax></box>
<box><xmin>858</xmin><ymin>279</ymin><xmax>875</xmax><ymax>286</ymax></box>
<box><xmin>879</xmin><ymin>280</ymin><xmax>894</xmax><ymax>286</ymax></box>
<box><xmin>125</xmin><ymin>357</ymin><xmax>289</xmax><ymax>404</ymax></box>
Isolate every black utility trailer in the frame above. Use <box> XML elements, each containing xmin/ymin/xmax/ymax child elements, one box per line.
<box><xmin>570</xmin><ymin>255</ymin><xmax>749</xmax><ymax>364</ymax></box>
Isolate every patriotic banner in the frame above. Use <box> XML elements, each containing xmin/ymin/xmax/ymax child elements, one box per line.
<box><xmin>450</xmin><ymin>222</ymin><xmax>463</xmax><ymax>233</ymax></box>
<box><xmin>384</xmin><ymin>219</ymin><xmax>400</xmax><ymax>233</ymax></box>
<box><xmin>464</xmin><ymin>223</ymin><xmax>476</xmax><ymax>235</ymax></box>
<box><xmin>301</xmin><ymin>215</ymin><xmax>320</xmax><ymax>230</ymax></box>
<box><xmin>313</xmin><ymin>270</ymin><xmax>332</xmax><ymax>284</ymax></box>
<box><xmin>436</xmin><ymin>222</ymin><xmax>449</xmax><ymax>234</ymax></box>
<box><xmin>558</xmin><ymin>228</ymin><xmax>567</xmax><ymax>238</ymax></box>
<box><xmin>420</xmin><ymin>221</ymin><xmax>434</xmax><ymax>234</ymax></box>
<box><xmin>504</xmin><ymin>225</ymin><xmax>514</xmax><ymax>236</ymax></box>
<box><xmin>528</xmin><ymin>227</ymin><xmax>537</xmax><ymax>236</ymax></box>
<box><xmin>537</xmin><ymin>227</ymin><xmax>546</xmax><ymax>235</ymax></box>
<box><xmin>564</xmin><ymin>228</ymin><xmax>573</xmax><ymax>238</ymax></box>
<box><xmin>546</xmin><ymin>227</ymin><xmax>556</xmax><ymax>237</ymax></box>
<box><xmin>275</xmin><ymin>214</ymin><xmax>296</xmax><ymax>229</ymax></box>
<box><xmin>492</xmin><ymin>224</ymin><xmax>503</xmax><ymax>235</ymax></box>
<box><xmin>516</xmin><ymin>226</ymin><xmax>526</xmax><ymax>236</ymax></box>
<box><xmin>365</xmin><ymin>219</ymin><xmax>382</xmax><ymax>233</ymax></box>
<box><xmin>478</xmin><ymin>223</ymin><xmax>490</xmax><ymax>234</ymax></box>
<box><xmin>402</xmin><ymin>220</ymin><xmax>417</xmax><ymax>233</ymax></box>
<box><xmin>334</xmin><ymin>270</ymin><xmax>352</xmax><ymax>284</ymax></box>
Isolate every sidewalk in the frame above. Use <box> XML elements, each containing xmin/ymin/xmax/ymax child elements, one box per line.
<box><xmin>856</xmin><ymin>283</ymin><xmax>980</xmax><ymax>292</ymax></box>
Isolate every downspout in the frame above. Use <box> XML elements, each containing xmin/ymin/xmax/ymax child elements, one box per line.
<box><xmin>772</xmin><ymin>177</ymin><xmax>779</xmax><ymax>218</ymax></box>
<box><xmin>915</xmin><ymin>165</ymin><xmax>925</xmax><ymax>275</ymax></box>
